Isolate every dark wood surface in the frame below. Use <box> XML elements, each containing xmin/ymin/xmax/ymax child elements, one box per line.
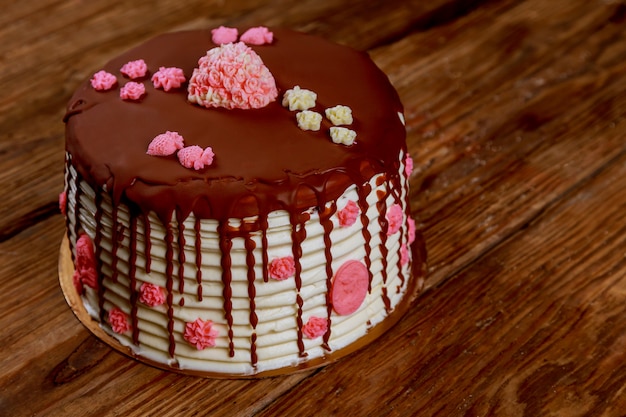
<box><xmin>1</xmin><ymin>0</ymin><xmax>625</xmax><ymax>415</ymax></box>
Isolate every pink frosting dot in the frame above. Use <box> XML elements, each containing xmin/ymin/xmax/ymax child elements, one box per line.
<box><xmin>400</xmin><ymin>243</ymin><xmax>409</xmax><ymax>266</ymax></box>
<box><xmin>152</xmin><ymin>66</ymin><xmax>186</xmax><ymax>91</ymax></box>
<box><xmin>59</xmin><ymin>190</ymin><xmax>67</xmax><ymax>216</ymax></box>
<box><xmin>211</xmin><ymin>26</ymin><xmax>238</xmax><ymax>44</ymax></box>
<box><xmin>108</xmin><ymin>307</ymin><xmax>131</xmax><ymax>334</ymax></box>
<box><xmin>269</xmin><ymin>256</ymin><xmax>296</xmax><ymax>280</ymax></box>
<box><xmin>120</xmin><ymin>81</ymin><xmax>146</xmax><ymax>101</ymax></box>
<box><xmin>73</xmin><ymin>233</ymin><xmax>98</xmax><ymax>292</ymax></box>
<box><xmin>407</xmin><ymin>217</ymin><xmax>416</xmax><ymax>244</ymax></box>
<box><xmin>386</xmin><ymin>204</ymin><xmax>403</xmax><ymax>235</ymax></box>
<box><xmin>302</xmin><ymin>316</ymin><xmax>328</xmax><ymax>339</ymax></box>
<box><xmin>240</xmin><ymin>26</ymin><xmax>274</xmax><ymax>45</ymax></box>
<box><xmin>405</xmin><ymin>153</ymin><xmax>414</xmax><ymax>177</ymax></box>
<box><xmin>147</xmin><ymin>131</ymin><xmax>185</xmax><ymax>156</ymax></box>
<box><xmin>331</xmin><ymin>260</ymin><xmax>369</xmax><ymax>315</ymax></box>
<box><xmin>177</xmin><ymin>145</ymin><xmax>215</xmax><ymax>170</ymax></box>
<box><xmin>90</xmin><ymin>70</ymin><xmax>117</xmax><ymax>91</ymax></box>
<box><xmin>184</xmin><ymin>318</ymin><xmax>219</xmax><ymax>350</ymax></box>
<box><xmin>139</xmin><ymin>282</ymin><xmax>166</xmax><ymax>307</ymax></box>
<box><xmin>120</xmin><ymin>59</ymin><xmax>148</xmax><ymax>79</ymax></box>
<box><xmin>337</xmin><ymin>200</ymin><xmax>359</xmax><ymax>227</ymax></box>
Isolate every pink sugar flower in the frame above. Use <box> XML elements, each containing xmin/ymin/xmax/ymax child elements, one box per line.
<box><xmin>59</xmin><ymin>190</ymin><xmax>67</xmax><ymax>216</ymax></box>
<box><xmin>90</xmin><ymin>70</ymin><xmax>117</xmax><ymax>91</ymax></box>
<box><xmin>337</xmin><ymin>200</ymin><xmax>359</xmax><ymax>227</ymax></box>
<box><xmin>269</xmin><ymin>256</ymin><xmax>295</xmax><ymax>280</ymax></box>
<box><xmin>184</xmin><ymin>318</ymin><xmax>219</xmax><ymax>350</ymax></box>
<box><xmin>407</xmin><ymin>217</ymin><xmax>416</xmax><ymax>244</ymax></box>
<box><xmin>302</xmin><ymin>316</ymin><xmax>328</xmax><ymax>339</ymax></box>
<box><xmin>139</xmin><ymin>282</ymin><xmax>166</xmax><ymax>307</ymax></box>
<box><xmin>211</xmin><ymin>26</ymin><xmax>238</xmax><ymax>44</ymax></box>
<box><xmin>120</xmin><ymin>81</ymin><xmax>146</xmax><ymax>101</ymax></box>
<box><xmin>151</xmin><ymin>66</ymin><xmax>186</xmax><ymax>91</ymax></box>
<box><xmin>400</xmin><ymin>243</ymin><xmax>409</xmax><ymax>266</ymax></box>
<box><xmin>386</xmin><ymin>204</ymin><xmax>403</xmax><ymax>235</ymax></box>
<box><xmin>120</xmin><ymin>59</ymin><xmax>148</xmax><ymax>79</ymax></box>
<box><xmin>405</xmin><ymin>153</ymin><xmax>414</xmax><ymax>177</ymax></box>
<box><xmin>146</xmin><ymin>131</ymin><xmax>185</xmax><ymax>156</ymax></box>
<box><xmin>73</xmin><ymin>233</ymin><xmax>98</xmax><ymax>291</ymax></box>
<box><xmin>109</xmin><ymin>307</ymin><xmax>131</xmax><ymax>334</ymax></box>
<box><xmin>187</xmin><ymin>42</ymin><xmax>278</xmax><ymax>110</ymax></box>
<box><xmin>177</xmin><ymin>145</ymin><xmax>215</xmax><ymax>170</ymax></box>
<box><xmin>240</xmin><ymin>26</ymin><xmax>273</xmax><ymax>45</ymax></box>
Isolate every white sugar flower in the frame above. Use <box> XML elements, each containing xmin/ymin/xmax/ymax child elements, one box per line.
<box><xmin>282</xmin><ymin>86</ymin><xmax>317</xmax><ymax>111</ymax></box>
<box><xmin>325</xmin><ymin>105</ymin><xmax>353</xmax><ymax>125</ymax></box>
<box><xmin>330</xmin><ymin>127</ymin><xmax>356</xmax><ymax>146</ymax></box>
<box><xmin>296</xmin><ymin>111</ymin><xmax>322</xmax><ymax>131</ymax></box>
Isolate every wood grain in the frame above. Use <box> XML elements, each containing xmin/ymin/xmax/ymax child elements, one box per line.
<box><xmin>0</xmin><ymin>0</ymin><xmax>625</xmax><ymax>415</ymax></box>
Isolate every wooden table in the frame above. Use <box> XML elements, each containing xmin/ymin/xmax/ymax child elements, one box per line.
<box><xmin>2</xmin><ymin>0</ymin><xmax>625</xmax><ymax>415</ymax></box>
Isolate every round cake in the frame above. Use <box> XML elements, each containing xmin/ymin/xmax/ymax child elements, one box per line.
<box><xmin>61</xmin><ymin>26</ymin><xmax>426</xmax><ymax>376</ymax></box>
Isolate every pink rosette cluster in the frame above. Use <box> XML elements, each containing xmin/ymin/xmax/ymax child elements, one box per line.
<box><xmin>139</xmin><ymin>282</ymin><xmax>166</xmax><ymax>307</ymax></box>
<box><xmin>269</xmin><ymin>256</ymin><xmax>296</xmax><ymax>280</ymax></box>
<box><xmin>400</xmin><ymin>243</ymin><xmax>409</xmax><ymax>266</ymax></box>
<box><xmin>120</xmin><ymin>81</ymin><xmax>146</xmax><ymax>101</ymax></box>
<box><xmin>337</xmin><ymin>200</ymin><xmax>359</xmax><ymax>227</ymax></box>
<box><xmin>405</xmin><ymin>154</ymin><xmax>414</xmax><ymax>177</ymax></box>
<box><xmin>184</xmin><ymin>318</ymin><xmax>219</xmax><ymax>350</ymax></box>
<box><xmin>302</xmin><ymin>316</ymin><xmax>328</xmax><ymax>339</ymax></box>
<box><xmin>147</xmin><ymin>131</ymin><xmax>185</xmax><ymax>156</ymax></box>
<box><xmin>177</xmin><ymin>145</ymin><xmax>215</xmax><ymax>170</ymax></box>
<box><xmin>187</xmin><ymin>42</ymin><xmax>278</xmax><ymax>110</ymax></box>
<box><xmin>211</xmin><ymin>26</ymin><xmax>238</xmax><ymax>44</ymax></box>
<box><xmin>240</xmin><ymin>26</ymin><xmax>273</xmax><ymax>45</ymax></box>
<box><xmin>151</xmin><ymin>66</ymin><xmax>186</xmax><ymax>91</ymax></box>
<box><xmin>90</xmin><ymin>70</ymin><xmax>117</xmax><ymax>91</ymax></box>
<box><xmin>109</xmin><ymin>307</ymin><xmax>131</xmax><ymax>334</ymax></box>
<box><xmin>386</xmin><ymin>204</ymin><xmax>403</xmax><ymax>235</ymax></box>
<box><xmin>120</xmin><ymin>59</ymin><xmax>148</xmax><ymax>79</ymax></box>
<box><xmin>73</xmin><ymin>233</ymin><xmax>98</xmax><ymax>293</ymax></box>
<box><xmin>59</xmin><ymin>190</ymin><xmax>67</xmax><ymax>216</ymax></box>
<box><xmin>407</xmin><ymin>217</ymin><xmax>416</xmax><ymax>244</ymax></box>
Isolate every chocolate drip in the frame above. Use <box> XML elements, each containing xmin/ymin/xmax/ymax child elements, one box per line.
<box><xmin>64</xmin><ymin>157</ymin><xmax>76</xmax><ymax>262</ymax></box>
<box><xmin>376</xmin><ymin>183</ymin><xmax>391</xmax><ymax>313</ymax></box>
<box><xmin>94</xmin><ymin>192</ymin><xmax>106</xmax><ymax>322</ymax></box>
<box><xmin>129</xmin><ymin>215</ymin><xmax>140</xmax><ymax>345</ymax></box>
<box><xmin>244</xmin><ymin>236</ymin><xmax>258</xmax><ymax>365</ymax></box>
<box><xmin>194</xmin><ymin>218</ymin><xmax>203</xmax><ymax>302</ymax></box>
<box><xmin>110</xmin><ymin>206</ymin><xmax>119</xmax><ymax>283</ymax></box>
<box><xmin>143</xmin><ymin>213</ymin><xmax>152</xmax><ymax>273</ymax></box>
<box><xmin>356</xmin><ymin>183</ymin><xmax>373</xmax><ymax>291</ymax></box>
<box><xmin>291</xmin><ymin>212</ymin><xmax>308</xmax><ymax>358</ymax></box>
<box><xmin>218</xmin><ymin>221</ymin><xmax>235</xmax><ymax>357</ymax></box>
<box><xmin>320</xmin><ymin>202</ymin><xmax>336</xmax><ymax>351</ymax></box>
<box><xmin>260</xmin><ymin>215</ymin><xmax>269</xmax><ymax>283</ymax></box>
<box><xmin>176</xmin><ymin>211</ymin><xmax>186</xmax><ymax>298</ymax></box>
<box><xmin>164</xmin><ymin>223</ymin><xmax>176</xmax><ymax>357</ymax></box>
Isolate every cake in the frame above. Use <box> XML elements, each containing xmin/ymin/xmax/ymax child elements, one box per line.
<box><xmin>61</xmin><ymin>26</ymin><xmax>426</xmax><ymax>376</ymax></box>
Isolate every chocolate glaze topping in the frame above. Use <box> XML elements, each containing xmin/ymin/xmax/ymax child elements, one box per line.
<box><xmin>64</xmin><ymin>28</ymin><xmax>406</xmax><ymax>223</ymax></box>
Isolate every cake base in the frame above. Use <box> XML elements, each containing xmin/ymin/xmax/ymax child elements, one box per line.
<box><xmin>59</xmin><ymin>235</ymin><xmax>426</xmax><ymax>378</ymax></box>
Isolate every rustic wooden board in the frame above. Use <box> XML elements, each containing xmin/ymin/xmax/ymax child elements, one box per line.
<box><xmin>1</xmin><ymin>0</ymin><xmax>625</xmax><ymax>415</ymax></box>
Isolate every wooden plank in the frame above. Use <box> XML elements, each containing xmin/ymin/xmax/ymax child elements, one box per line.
<box><xmin>255</xmin><ymin>129</ymin><xmax>626</xmax><ymax>417</ymax></box>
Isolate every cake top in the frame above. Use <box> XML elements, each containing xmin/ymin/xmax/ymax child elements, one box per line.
<box><xmin>64</xmin><ymin>27</ymin><xmax>406</xmax><ymax>222</ymax></box>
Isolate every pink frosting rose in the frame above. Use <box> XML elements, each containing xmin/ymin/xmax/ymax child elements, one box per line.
<box><xmin>109</xmin><ymin>307</ymin><xmax>131</xmax><ymax>334</ymax></box>
<box><xmin>302</xmin><ymin>316</ymin><xmax>328</xmax><ymax>339</ymax></box>
<box><xmin>59</xmin><ymin>190</ymin><xmax>67</xmax><ymax>216</ymax></box>
<box><xmin>400</xmin><ymin>243</ymin><xmax>409</xmax><ymax>266</ymax></box>
<box><xmin>139</xmin><ymin>282</ymin><xmax>166</xmax><ymax>307</ymax></box>
<box><xmin>405</xmin><ymin>153</ymin><xmax>414</xmax><ymax>177</ymax></box>
<box><xmin>407</xmin><ymin>217</ymin><xmax>416</xmax><ymax>244</ymax></box>
<box><xmin>184</xmin><ymin>318</ymin><xmax>219</xmax><ymax>350</ymax></box>
<box><xmin>337</xmin><ymin>200</ymin><xmax>359</xmax><ymax>227</ymax></box>
<box><xmin>269</xmin><ymin>256</ymin><xmax>296</xmax><ymax>280</ymax></box>
<box><xmin>152</xmin><ymin>66</ymin><xmax>186</xmax><ymax>91</ymax></box>
<box><xmin>331</xmin><ymin>260</ymin><xmax>369</xmax><ymax>315</ymax></box>
<box><xmin>120</xmin><ymin>59</ymin><xmax>148</xmax><ymax>79</ymax></box>
<box><xmin>187</xmin><ymin>42</ymin><xmax>278</xmax><ymax>110</ymax></box>
<box><xmin>240</xmin><ymin>26</ymin><xmax>273</xmax><ymax>45</ymax></box>
<box><xmin>73</xmin><ymin>233</ymin><xmax>98</xmax><ymax>292</ymax></box>
<box><xmin>177</xmin><ymin>145</ymin><xmax>215</xmax><ymax>170</ymax></box>
<box><xmin>120</xmin><ymin>81</ymin><xmax>146</xmax><ymax>101</ymax></box>
<box><xmin>146</xmin><ymin>131</ymin><xmax>185</xmax><ymax>156</ymax></box>
<box><xmin>386</xmin><ymin>204</ymin><xmax>403</xmax><ymax>235</ymax></box>
<box><xmin>90</xmin><ymin>70</ymin><xmax>117</xmax><ymax>91</ymax></box>
<box><xmin>211</xmin><ymin>26</ymin><xmax>238</xmax><ymax>44</ymax></box>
